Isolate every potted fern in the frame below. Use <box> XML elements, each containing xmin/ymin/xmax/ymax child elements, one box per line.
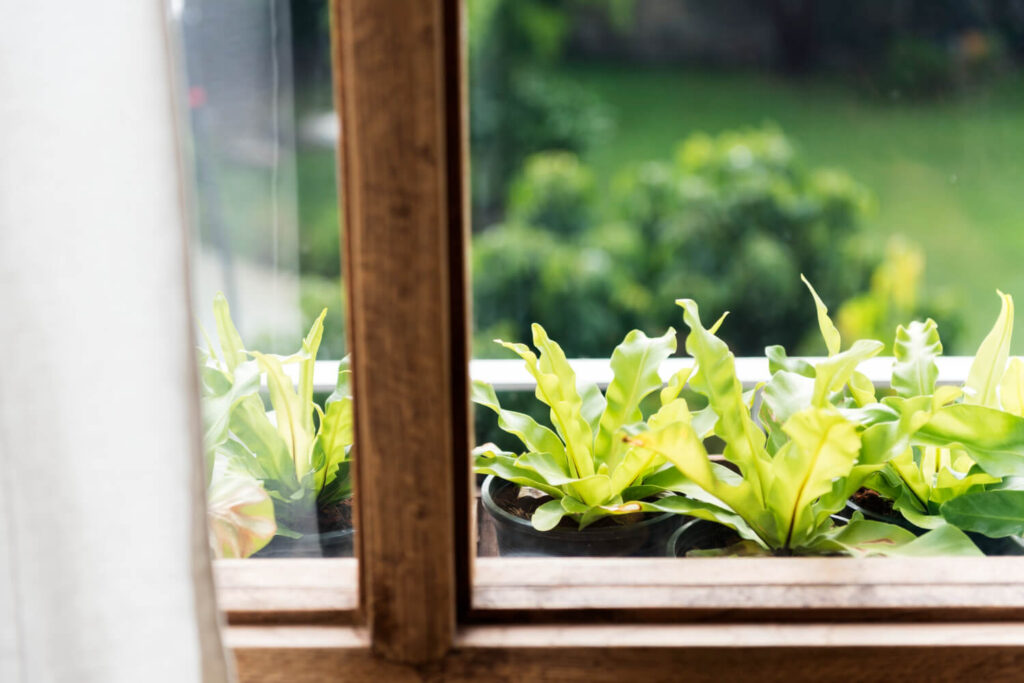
<box><xmin>474</xmin><ymin>324</ymin><xmax>707</xmax><ymax>556</ymax></box>
<box><xmin>629</xmin><ymin>281</ymin><xmax>982</xmax><ymax>557</ymax></box>
<box><xmin>835</xmin><ymin>292</ymin><xmax>1024</xmax><ymax>554</ymax></box>
<box><xmin>200</xmin><ymin>294</ymin><xmax>354</xmax><ymax>558</ymax></box>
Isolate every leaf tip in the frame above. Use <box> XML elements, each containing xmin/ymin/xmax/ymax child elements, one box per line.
<box><xmin>709</xmin><ymin>311</ymin><xmax>730</xmax><ymax>335</ymax></box>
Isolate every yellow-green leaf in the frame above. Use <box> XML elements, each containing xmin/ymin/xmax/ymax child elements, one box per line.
<box><xmin>811</xmin><ymin>339</ymin><xmax>884</xmax><ymax>407</ymax></box>
<box><xmin>659</xmin><ymin>364</ymin><xmax>694</xmax><ymax>405</ymax></box>
<box><xmin>892</xmin><ymin>319</ymin><xmax>942</xmax><ymax>399</ymax></box>
<box><xmin>849</xmin><ymin>371</ymin><xmax>876</xmax><ymax>406</ymax></box>
<box><xmin>212</xmin><ymin>292</ymin><xmax>248</xmax><ymax>372</ymax></box>
<box><xmin>595</xmin><ymin>328</ymin><xmax>676</xmax><ymax>469</ymax></box>
<box><xmin>471</xmin><ymin>379</ymin><xmax>568</xmax><ymax>469</ymax></box>
<box><xmin>677</xmin><ymin>298</ymin><xmax>771</xmax><ymax>504</ymax></box>
<box><xmin>1000</xmin><ymin>357</ymin><xmax>1024</xmax><ymax>416</ymax></box>
<box><xmin>768</xmin><ymin>408</ymin><xmax>860</xmax><ymax>549</ymax></box>
<box><xmin>318</xmin><ymin>396</ymin><xmax>353</xmax><ymax>493</ymax></box>
<box><xmin>498</xmin><ymin>325</ymin><xmax>595</xmax><ymax>478</ymax></box>
<box><xmin>916</xmin><ymin>403</ymin><xmax>1024</xmax><ymax>477</ymax></box>
<box><xmin>801</xmin><ymin>275</ymin><xmax>841</xmax><ymax>357</ymax></box>
<box><xmin>966</xmin><ymin>291</ymin><xmax>1014</xmax><ymax>407</ymax></box>
<box><xmin>297</xmin><ymin>309</ymin><xmax>327</xmax><ymax>411</ymax></box>
<box><xmin>253</xmin><ymin>351</ymin><xmax>316</xmax><ymax>479</ymax></box>
<box><xmin>629</xmin><ymin>423</ymin><xmax>756</xmax><ymax>521</ymax></box>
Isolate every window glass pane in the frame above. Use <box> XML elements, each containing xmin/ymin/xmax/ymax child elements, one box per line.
<box><xmin>469</xmin><ymin>0</ymin><xmax>1024</xmax><ymax>567</ymax></box>
<box><xmin>172</xmin><ymin>0</ymin><xmax>352</xmax><ymax>560</ymax></box>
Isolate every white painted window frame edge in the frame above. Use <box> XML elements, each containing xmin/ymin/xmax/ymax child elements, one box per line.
<box><xmin>296</xmin><ymin>357</ymin><xmax>976</xmax><ymax>393</ymax></box>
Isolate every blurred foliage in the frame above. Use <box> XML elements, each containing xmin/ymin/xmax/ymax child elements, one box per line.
<box><xmin>837</xmin><ymin>237</ymin><xmax>962</xmax><ymax>352</ymax></box>
<box><xmin>474</xmin><ymin>126</ymin><xmax>958</xmax><ymax>359</ymax></box>
<box><xmin>769</xmin><ymin>0</ymin><xmax>1017</xmax><ymax>77</ymax></box>
<box><xmin>469</xmin><ymin>0</ymin><xmax>616</xmax><ymax>224</ymax></box>
<box><xmin>299</xmin><ymin>275</ymin><xmax>346</xmax><ymax>358</ymax></box>
<box><xmin>507</xmin><ymin>152</ymin><xmax>596</xmax><ymax>236</ymax></box>
<box><xmin>879</xmin><ymin>36</ymin><xmax>958</xmax><ymax>100</ymax></box>
<box><xmin>874</xmin><ymin>31</ymin><xmax>1007</xmax><ymax>100</ymax></box>
<box><xmin>296</xmin><ymin>148</ymin><xmax>342</xmax><ymax>279</ymax></box>
<box><xmin>472</xmin><ymin>220</ymin><xmax>625</xmax><ymax>358</ymax></box>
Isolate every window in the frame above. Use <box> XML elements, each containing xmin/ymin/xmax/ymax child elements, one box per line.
<box><xmin>204</xmin><ymin>1</ymin><xmax>1024</xmax><ymax>678</ymax></box>
<box><xmin>466</xmin><ymin>0</ymin><xmax>1024</xmax><ymax>619</ymax></box>
<box><xmin>169</xmin><ymin>0</ymin><xmax>358</xmax><ymax>633</ymax></box>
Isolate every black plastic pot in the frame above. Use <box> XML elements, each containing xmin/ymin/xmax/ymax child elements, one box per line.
<box><xmin>963</xmin><ymin>532</ymin><xmax>1024</xmax><ymax>556</ymax></box>
<box><xmin>838</xmin><ymin>499</ymin><xmax>925</xmax><ymax>534</ymax></box>
<box><xmin>481</xmin><ymin>475</ymin><xmax>682</xmax><ymax>557</ymax></box>
<box><xmin>253</xmin><ymin>528</ymin><xmax>355</xmax><ymax>558</ymax></box>
<box><xmin>666</xmin><ymin>518</ymin><xmax>744</xmax><ymax>557</ymax></box>
<box><xmin>667</xmin><ymin>516</ymin><xmax>852</xmax><ymax>557</ymax></box>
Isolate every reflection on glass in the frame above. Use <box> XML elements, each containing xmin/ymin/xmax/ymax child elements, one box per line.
<box><xmin>469</xmin><ymin>1</ymin><xmax>1024</xmax><ymax>560</ymax></box>
<box><xmin>171</xmin><ymin>0</ymin><xmax>350</xmax><ymax>558</ymax></box>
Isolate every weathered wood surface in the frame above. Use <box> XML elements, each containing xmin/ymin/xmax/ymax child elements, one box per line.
<box><xmin>331</xmin><ymin>0</ymin><xmax>470</xmax><ymax>665</ymax></box>
<box><xmin>211</xmin><ymin>555</ymin><xmax>1024</xmax><ymax>626</ymax></box>
<box><xmin>228</xmin><ymin>624</ymin><xmax>1024</xmax><ymax>682</ymax></box>
<box><xmin>215</xmin><ymin>559</ymin><xmax>358</xmax><ymax>624</ymax></box>
<box><xmin>470</xmin><ymin>556</ymin><xmax>1024</xmax><ymax>622</ymax></box>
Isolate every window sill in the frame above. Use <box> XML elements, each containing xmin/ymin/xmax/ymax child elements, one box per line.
<box><xmin>472</xmin><ymin>556</ymin><xmax>1024</xmax><ymax>623</ymax></box>
<box><xmin>214</xmin><ymin>558</ymin><xmax>358</xmax><ymax>624</ymax></box>
<box><xmin>213</xmin><ymin>555</ymin><xmax>1024</xmax><ymax>626</ymax></box>
<box><xmin>225</xmin><ymin>622</ymin><xmax>1024</xmax><ymax>682</ymax></box>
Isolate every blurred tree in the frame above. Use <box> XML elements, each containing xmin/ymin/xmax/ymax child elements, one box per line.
<box><xmin>469</xmin><ymin>0</ymin><xmax>623</xmax><ymax>227</ymax></box>
<box><xmin>605</xmin><ymin>126</ymin><xmax>878</xmax><ymax>355</ymax></box>
<box><xmin>507</xmin><ymin>152</ymin><xmax>596</xmax><ymax>236</ymax></box>
<box><xmin>474</xmin><ymin>126</ymin><xmax>957</xmax><ymax>359</ymax></box>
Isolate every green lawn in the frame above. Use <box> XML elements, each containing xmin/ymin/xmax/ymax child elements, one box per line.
<box><xmin>558</xmin><ymin>63</ymin><xmax>1024</xmax><ymax>352</ymax></box>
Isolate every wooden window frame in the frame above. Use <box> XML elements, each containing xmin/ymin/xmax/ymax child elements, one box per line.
<box><xmin>216</xmin><ymin>1</ymin><xmax>1024</xmax><ymax>679</ymax></box>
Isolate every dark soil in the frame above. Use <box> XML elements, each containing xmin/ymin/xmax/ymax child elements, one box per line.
<box><xmin>318</xmin><ymin>498</ymin><xmax>354</xmax><ymax>534</ymax></box>
<box><xmin>850</xmin><ymin>488</ymin><xmax>896</xmax><ymax>519</ymax></box>
<box><xmin>493</xmin><ymin>484</ymin><xmax>658</xmax><ymax>530</ymax></box>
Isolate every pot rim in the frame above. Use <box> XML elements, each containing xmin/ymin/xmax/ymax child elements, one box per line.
<box><xmin>481</xmin><ymin>474</ymin><xmax>677</xmax><ymax>541</ymax></box>
<box><xmin>319</xmin><ymin>527</ymin><xmax>356</xmax><ymax>540</ymax></box>
<box><xmin>665</xmin><ymin>517</ymin><xmax>722</xmax><ymax>557</ymax></box>
<box><xmin>666</xmin><ymin>515</ymin><xmax>850</xmax><ymax>557</ymax></box>
<box><xmin>841</xmin><ymin>499</ymin><xmax>927</xmax><ymax>534</ymax></box>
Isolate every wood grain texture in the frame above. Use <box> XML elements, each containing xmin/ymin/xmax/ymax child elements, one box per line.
<box><xmin>214</xmin><ymin>559</ymin><xmax>358</xmax><ymax>624</ymax></box>
<box><xmin>471</xmin><ymin>557</ymin><xmax>1024</xmax><ymax>625</ymax></box>
<box><xmin>228</xmin><ymin>624</ymin><xmax>1024</xmax><ymax>682</ymax></box>
<box><xmin>472</xmin><ymin>556</ymin><xmax>1024</xmax><ymax>618</ymax></box>
<box><xmin>331</xmin><ymin>0</ymin><xmax>470</xmax><ymax>665</ymax></box>
<box><xmin>210</xmin><ymin>556</ymin><xmax>1024</xmax><ymax>628</ymax></box>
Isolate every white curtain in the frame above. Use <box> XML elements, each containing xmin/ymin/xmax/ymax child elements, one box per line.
<box><xmin>0</xmin><ymin>1</ymin><xmax>231</xmax><ymax>681</ymax></box>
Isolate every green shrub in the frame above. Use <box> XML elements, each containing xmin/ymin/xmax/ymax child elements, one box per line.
<box><xmin>472</xmin><ymin>221</ymin><xmax>626</xmax><ymax>358</ymax></box>
<box><xmin>507</xmin><ymin>152</ymin><xmax>596</xmax><ymax>236</ymax></box>
<box><xmin>468</xmin><ymin>0</ymin><xmax>611</xmax><ymax>223</ymax></box>
<box><xmin>474</xmin><ymin>126</ymin><xmax>884</xmax><ymax>358</ymax></box>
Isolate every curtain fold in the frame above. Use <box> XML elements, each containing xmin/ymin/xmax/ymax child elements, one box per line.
<box><xmin>0</xmin><ymin>1</ymin><xmax>231</xmax><ymax>681</ymax></box>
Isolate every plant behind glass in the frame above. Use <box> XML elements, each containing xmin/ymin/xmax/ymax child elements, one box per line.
<box><xmin>200</xmin><ymin>294</ymin><xmax>353</xmax><ymax>544</ymax></box>
<box><xmin>628</xmin><ymin>281</ymin><xmax>980</xmax><ymax>556</ymax></box>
